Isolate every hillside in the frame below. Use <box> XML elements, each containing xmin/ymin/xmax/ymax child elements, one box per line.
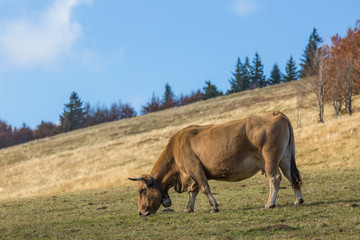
<box><xmin>1</xmin><ymin>79</ymin><xmax>359</xmax><ymax>199</ymax></box>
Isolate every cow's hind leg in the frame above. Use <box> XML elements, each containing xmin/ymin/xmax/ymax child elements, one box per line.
<box><xmin>184</xmin><ymin>189</ymin><xmax>199</xmax><ymax>213</ymax></box>
<box><xmin>264</xmin><ymin>164</ymin><xmax>282</xmax><ymax>209</ymax></box>
<box><xmin>279</xmin><ymin>158</ymin><xmax>304</xmax><ymax>206</ymax></box>
<box><xmin>263</xmin><ymin>149</ymin><xmax>282</xmax><ymax>208</ymax></box>
<box><xmin>185</xmin><ymin>154</ymin><xmax>219</xmax><ymax>213</ymax></box>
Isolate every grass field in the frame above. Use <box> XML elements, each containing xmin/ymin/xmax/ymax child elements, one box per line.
<box><xmin>1</xmin><ymin>79</ymin><xmax>360</xmax><ymax>239</ymax></box>
<box><xmin>1</xmin><ymin>167</ymin><xmax>359</xmax><ymax>239</ymax></box>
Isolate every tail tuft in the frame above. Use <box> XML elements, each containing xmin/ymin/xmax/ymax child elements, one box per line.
<box><xmin>291</xmin><ymin>151</ymin><xmax>302</xmax><ymax>189</ymax></box>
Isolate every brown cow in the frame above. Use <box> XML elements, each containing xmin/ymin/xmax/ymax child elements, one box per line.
<box><xmin>129</xmin><ymin>111</ymin><xmax>303</xmax><ymax>216</ymax></box>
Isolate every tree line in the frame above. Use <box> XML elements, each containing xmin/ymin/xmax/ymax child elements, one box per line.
<box><xmin>0</xmin><ymin>85</ymin><xmax>220</xmax><ymax>149</ymax></box>
<box><xmin>227</xmin><ymin>52</ymin><xmax>299</xmax><ymax>94</ymax></box>
<box><xmin>1</xmin><ymin>22</ymin><xmax>359</xmax><ymax>149</ymax></box>
<box><xmin>0</xmin><ymin>93</ymin><xmax>137</xmax><ymax>149</ymax></box>
<box><xmin>140</xmin><ymin>81</ymin><xmax>223</xmax><ymax>114</ymax></box>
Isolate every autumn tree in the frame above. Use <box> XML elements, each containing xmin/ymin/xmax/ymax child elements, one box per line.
<box><xmin>34</xmin><ymin>121</ymin><xmax>57</xmax><ymax>139</ymax></box>
<box><xmin>13</xmin><ymin>123</ymin><xmax>34</xmax><ymax>145</ymax></box>
<box><xmin>141</xmin><ymin>92</ymin><xmax>162</xmax><ymax>114</ymax></box>
<box><xmin>101</xmin><ymin>101</ymin><xmax>137</xmax><ymax>121</ymax></box>
<box><xmin>324</xmin><ymin>21</ymin><xmax>360</xmax><ymax>116</ymax></box>
<box><xmin>268</xmin><ymin>63</ymin><xmax>282</xmax><ymax>85</ymax></box>
<box><xmin>324</xmin><ymin>34</ymin><xmax>344</xmax><ymax>117</ymax></box>
<box><xmin>178</xmin><ymin>89</ymin><xmax>204</xmax><ymax>106</ymax></box>
<box><xmin>283</xmin><ymin>55</ymin><xmax>298</xmax><ymax>82</ymax></box>
<box><xmin>299</xmin><ymin>28</ymin><xmax>322</xmax><ymax>78</ymax></box>
<box><xmin>118</xmin><ymin>102</ymin><xmax>137</xmax><ymax>119</ymax></box>
<box><xmin>339</xmin><ymin>26</ymin><xmax>360</xmax><ymax>115</ymax></box>
<box><xmin>83</xmin><ymin>101</ymin><xmax>137</xmax><ymax>125</ymax></box>
<box><xmin>0</xmin><ymin>120</ymin><xmax>13</xmax><ymax>149</ymax></box>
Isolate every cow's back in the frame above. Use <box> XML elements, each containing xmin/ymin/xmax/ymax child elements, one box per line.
<box><xmin>172</xmin><ymin>111</ymin><xmax>291</xmax><ymax>181</ymax></box>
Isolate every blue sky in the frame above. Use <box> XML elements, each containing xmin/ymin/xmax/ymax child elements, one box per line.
<box><xmin>0</xmin><ymin>0</ymin><xmax>359</xmax><ymax>128</ymax></box>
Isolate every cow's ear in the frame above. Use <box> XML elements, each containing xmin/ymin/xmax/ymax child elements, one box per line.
<box><xmin>143</xmin><ymin>177</ymin><xmax>153</xmax><ymax>187</ymax></box>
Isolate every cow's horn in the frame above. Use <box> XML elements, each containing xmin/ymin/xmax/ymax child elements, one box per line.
<box><xmin>128</xmin><ymin>177</ymin><xmax>145</xmax><ymax>181</ymax></box>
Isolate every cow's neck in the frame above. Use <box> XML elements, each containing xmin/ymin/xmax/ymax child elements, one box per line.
<box><xmin>150</xmin><ymin>149</ymin><xmax>177</xmax><ymax>193</ymax></box>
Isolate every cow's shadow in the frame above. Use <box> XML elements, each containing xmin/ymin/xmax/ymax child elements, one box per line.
<box><xmin>300</xmin><ymin>199</ymin><xmax>359</xmax><ymax>207</ymax></box>
<box><xmin>237</xmin><ymin>198</ymin><xmax>360</xmax><ymax>211</ymax></box>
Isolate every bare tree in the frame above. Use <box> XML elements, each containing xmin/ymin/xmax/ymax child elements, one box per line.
<box><xmin>298</xmin><ymin>45</ymin><xmax>327</xmax><ymax>123</ymax></box>
<box><xmin>295</xmin><ymin>86</ymin><xmax>304</xmax><ymax>128</ymax></box>
<box><xmin>327</xmin><ymin>76</ymin><xmax>343</xmax><ymax>117</ymax></box>
<box><xmin>317</xmin><ymin>49</ymin><xmax>325</xmax><ymax>123</ymax></box>
<box><xmin>309</xmin><ymin>45</ymin><xmax>327</xmax><ymax>123</ymax></box>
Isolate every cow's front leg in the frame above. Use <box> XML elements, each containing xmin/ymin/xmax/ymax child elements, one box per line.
<box><xmin>191</xmin><ymin>174</ymin><xmax>218</xmax><ymax>212</ymax></box>
<box><xmin>182</xmin><ymin>153</ymin><xmax>219</xmax><ymax>213</ymax></box>
<box><xmin>184</xmin><ymin>190</ymin><xmax>199</xmax><ymax>213</ymax></box>
<box><xmin>201</xmin><ymin>185</ymin><xmax>219</xmax><ymax>212</ymax></box>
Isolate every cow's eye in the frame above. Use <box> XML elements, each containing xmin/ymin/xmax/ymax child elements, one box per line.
<box><xmin>139</xmin><ymin>189</ymin><xmax>144</xmax><ymax>195</ymax></box>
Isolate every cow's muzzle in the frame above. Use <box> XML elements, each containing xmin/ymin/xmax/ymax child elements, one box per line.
<box><xmin>139</xmin><ymin>211</ymin><xmax>153</xmax><ymax>217</ymax></box>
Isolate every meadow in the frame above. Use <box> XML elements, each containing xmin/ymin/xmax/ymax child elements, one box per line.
<box><xmin>1</xmin><ymin>167</ymin><xmax>359</xmax><ymax>239</ymax></box>
<box><xmin>0</xmin><ymin>79</ymin><xmax>359</xmax><ymax>239</ymax></box>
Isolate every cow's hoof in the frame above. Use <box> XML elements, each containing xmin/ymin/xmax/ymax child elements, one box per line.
<box><xmin>183</xmin><ymin>208</ymin><xmax>193</xmax><ymax>213</ymax></box>
<box><xmin>265</xmin><ymin>204</ymin><xmax>275</xmax><ymax>209</ymax></box>
<box><xmin>210</xmin><ymin>208</ymin><xmax>219</xmax><ymax>213</ymax></box>
<box><xmin>294</xmin><ymin>199</ymin><xmax>304</xmax><ymax>206</ymax></box>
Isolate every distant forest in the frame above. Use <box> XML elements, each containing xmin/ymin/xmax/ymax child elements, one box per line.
<box><xmin>1</xmin><ymin>21</ymin><xmax>360</xmax><ymax>149</ymax></box>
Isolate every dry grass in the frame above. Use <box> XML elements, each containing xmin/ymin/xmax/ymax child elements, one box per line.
<box><xmin>0</xmin><ymin>78</ymin><xmax>359</xmax><ymax>199</ymax></box>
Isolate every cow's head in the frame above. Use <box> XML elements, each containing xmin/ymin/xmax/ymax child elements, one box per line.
<box><xmin>128</xmin><ymin>174</ymin><xmax>171</xmax><ymax>216</ymax></box>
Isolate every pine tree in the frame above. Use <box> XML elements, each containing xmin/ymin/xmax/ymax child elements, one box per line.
<box><xmin>241</xmin><ymin>57</ymin><xmax>251</xmax><ymax>90</ymax></box>
<box><xmin>299</xmin><ymin>28</ymin><xmax>322</xmax><ymax>78</ymax></box>
<box><xmin>283</xmin><ymin>55</ymin><xmax>298</xmax><ymax>82</ymax></box>
<box><xmin>268</xmin><ymin>63</ymin><xmax>282</xmax><ymax>85</ymax></box>
<box><xmin>60</xmin><ymin>91</ymin><xmax>85</xmax><ymax>132</ymax></box>
<box><xmin>250</xmin><ymin>52</ymin><xmax>266</xmax><ymax>88</ymax></box>
<box><xmin>228</xmin><ymin>57</ymin><xmax>242</xmax><ymax>94</ymax></box>
<box><xmin>228</xmin><ymin>57</ymin><xmax>251</xmax><ymax>94</ymax></box>
<box><xmin>161</xmin><ymin>82</ymin><xmax>176</xmax><ymax>109</ymax></box>
<box><xmin>203</xmin><ymin>80</ymin><xmax>223</xmax><ymax>100</ymax></box>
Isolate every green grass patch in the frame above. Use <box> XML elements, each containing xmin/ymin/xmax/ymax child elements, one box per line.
<box><xmin>1</xmin><ymin>167</ymin><xmax>360</xmax><ymax>239</ymax></box>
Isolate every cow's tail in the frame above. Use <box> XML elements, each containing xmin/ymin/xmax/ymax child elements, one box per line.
<box><xmin>286</xmin><ymin>116</ymin><xmax>302</xmax><ymax>189</ymax></box>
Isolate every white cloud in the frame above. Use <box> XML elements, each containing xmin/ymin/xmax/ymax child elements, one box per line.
<box><xmin>232</xmin><ymin>0</ymin><xmax>258</xmax><ymax>17</ymax></box>
<box><xmin>0</xmin><ymin>0</ymin><xmax>91</xmax><ymax>68</ymax></box>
